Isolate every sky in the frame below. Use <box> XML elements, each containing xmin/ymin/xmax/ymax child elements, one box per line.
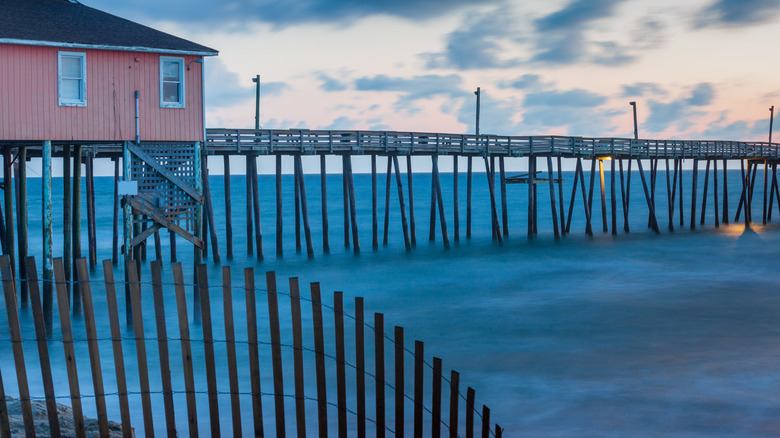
<box><xmin>81</xmin><ymin>0</ymin><xmax>780</xmax><ymax>143</ymax></box>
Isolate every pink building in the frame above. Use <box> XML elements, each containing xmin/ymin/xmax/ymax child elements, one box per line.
<box><xmin>0</xmin><ymin>0</ymin><xmax>218</xmax><ymax>143</ymax></box>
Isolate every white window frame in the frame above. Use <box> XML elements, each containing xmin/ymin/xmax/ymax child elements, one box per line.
<box><xmin>58</xmin><ymin>51</ymin><xmax>87</xmax><ymax>107</ymax></box>
<box><xmin>160</xmin><ymin>56</ymin><xmax>185</xmax><ymax>108</ymax></box>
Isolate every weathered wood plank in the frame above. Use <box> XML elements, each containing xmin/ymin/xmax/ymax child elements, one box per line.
<box><xmin>127</xmin><ymin>260</ymin><xmax>155</xmax><ymax>438</ymax></box>
<box><xmin>244</xmin><ymin>268</ymin><xmax>265</xmax><ymax>436</ymax></box>
<box><xmin>196</xmin><ymin>264</ymin><xmax>221</xmax><ymax>437</ymax></box>
<box><xmin>289</xmin><ymin>277</ymin><xmax>307</xmax><ymax>437</ymax></box>
<box><xmin>102</xmin><ymin>259</ymin><xmax>133</xmax><ymax>438</ymax></box>
<box><xmin>310</xmin><ymin>282</ymin><xmax>328</xmax><ymax>437</ymax></box>
<box><xmin>222</xmin><ymin>266</ymin><xmax>242</xmax><ymax>437</ymax></box>
<box><xmin>266</xmin><ymin>271</ymin><xmax>287</xmax><ymax>437</ymax></box>
<box><xmin>172</xmin><ymin>263</ymin><xmax>199</xmax><ymax>437</ymax></box>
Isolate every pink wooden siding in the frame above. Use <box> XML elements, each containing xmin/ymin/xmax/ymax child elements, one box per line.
<box><xmin>0</xmin><ymin>44</ymin><xmax>204</xmax><ymax>142</ymax></box>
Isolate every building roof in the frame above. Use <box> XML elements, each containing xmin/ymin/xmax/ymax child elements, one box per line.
<box><xmin>0</xmin><ymin>0</ymin><xmax>218</xmax><ymax>56</ymax></box>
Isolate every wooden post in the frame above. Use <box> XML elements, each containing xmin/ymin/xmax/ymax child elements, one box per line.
<box><xmin>320</xmin><ymin>155</ymin><xmax>330</xmax><ymax>253</ymax></box>
<box><xmin>112</xmin><ymin>158</ymin><xmax>119</xmax><ymax>265</ymax></box>
<box><xmin>393</xmin><ymin>156</ymin><xmax>412</xmax><ymax>250</ymax></box>
<box><xmin>295</xmin><ymin>155</ymin><xmax>314</xmax><ymax>257</ymax></box>
<box><xmin>432</xmin><ymin>156</ymin><xmax>450</xmax><ymax>247</ymax></box>
<box><xmin>713</xmin><ymin>160</ymin><xmax>720</xmax><ymax>227</ymax></box>
<box><xmin>453</xmin><ymin>156</ymin><xmax>459</xmax><ymax>242</ymax></box>
<box><xmin>122</xmin><ymin>143</ymin><xmax>133</xmax><ymax>326</ymax></box>
<box><xmin>547</xmin><ymin>156</ymin><xmax>560</xmax><ymax>239</ymax></box>
<box><xmin>557</xmin><ymin>156</ymin><xmax>565</xmax><ymax>232</ymax></box>
<box><xmin>223</xmin><ymin>276</ymin><xmax>244</xmax><ymax>437</ymax></box>
<box><xmin>670</xmin><ymin>159</ymin><xmax>678</xmax><ymax>231</ymax></box>
<box><xmin>73</xmin><ymin>144</ymin><xmax>82</xmax><ymax>315</ymax></box>
<box><xmin>769</xmin><ymin>163</ymin><xmax>777</xmax><ymax>221</ymax></box>
<box><xmin>53</xmin><ymin>258</ymin><xmax>86</xmax><ymax>438</ymax></box>
<box><xmin>311</xmin><ymin>283</ymin><xmax>328</xmax><ymax>436</ymax></box>
<box><xmin>414</xmin><ymin>341</ymin><xmax>424</xmax><ymax>438</ymax></box>
<box><xmin>2</xmin><ymin>150</ymin><xmax>15</xmax><ymax>276</ymax></box>
<box><xmin>429</xmin><ymin>165</ymin><xmax>437</xmax><ymax>242</ymax></box>
<box><xmin>127</xmin><ymin>260</ymin><xmax>155</xmax><ymax>437</ymax></box>
<box><xmin>169</xmin><ymin>230</ymin><xmax>177</xmax><ymax>262</ymax></box>
<box><xmin>722</xmin><ymin>159</ymin><xmax>729</xmax><ymax>224</ymax></box>
<box><xmin>565</xmin><ymin>158</ymin><xmax>581</xmax><ymax>233</ymax></box>
<box><xmin>578</xmin><ymin>159</ymin><xmax>593</xmax><ymax>236</ymax></box>
<box><xmin>289</xmin><ymin>277</ymin><xmax>307</xmax><ymax>434</ymax></box>
<box><xmin>42</xmin><ymin>141</ymin><xmax>54</xmax><ymax>334</ymax></box>
<box><xmin>678</xmin><ymin>159</ymin><xmax>684</xmax><ymax>227</ymax></box>
<box><xmin>432</xmin><ymin>357</ymin><xmax>443</xmax><ymax>438</ymax></box>
<box><xmin>587</xmin><ymin>158</ymin><xmax>596</xmax><ymax>234</ymax></box>
<box><xmin>407</xmin><ymin>156</ymin><xmax>417</xmax><ymax>246</ymax></box>
<box><xmin>151</xmin><ymin>261</ymin><xmax>176</xmax><ymax>436</ymax></box>
<box><xmin>356</xmin><ymin>297</ymin><xmax>366</xmax><ymax>438</ymax></box>
<box><xmin>700</xmin><ymin>160</ymin><xmax>710</xmax><ymax>225</ymax></box>
<box><xmin>598</xmin><ymin>158</ymin><xmax>607</xmax><ymax>232</ymax></box>
<box><xmin>619</xmin><ymin>159</ymin><xmax>630</xmax><ymax>232</ymax></box>
<box><xmin>483</xmin><ymin>156</ymin><xmax>501</xmax><ymax>243</ymax></box>
<box><xmin>86</xmin><ymin>153</ymin><xmax>97</xmax><ymax>268</ymax></box>
<box><xmin>77</xmin><ymin>258</ymin><xmax>110</xmax><ymax>437</ymax></box>
<box><xmin>466</xmin><ymin>387</ymin><xmax>475</xmax><ymax>438</ymax></box>
<box><xmin>481</xmin><ymin>406</ymin><xmax>490</xmax><ymax>438</ymax></box>
<box><xmin>266</xmin><ymin>271</ymin><xmax>287</xmax><ymax>437</ymax></box>
<box><xmin>343</xmin><ymin>156</ymin><xmax>351</xmax><ymax>249</ymax></box>
<box><xmin>244</xmin><ymin>268</ymin><xmax>265</xmax><ymax>436</ymax></box>
<box><xmin>690</xmin><ymin>158</ymin><xmax>698</xmax><ymax>230</ymax></box>
<box><xmin>372</xmin><ymin>155</ymin><xmax>379</xmax><ymax>249</ymax></box>
<box><xmin>665</xmin><ymin>159</ymin><xmax>673</xmax><ymax>231</ymax></box>
<box><xmin>383</xmin><ymin>156</ymin><xmax>392</xmax><ymax>246</ymax></box>
<box><xmin>25</xmin><ymin>257</ymin><xmax>61</xmax><ymax>436</ymax></box>
<box><xmin>14</xmin><ymin>148</ymin><xmax>28</xmax><ymax>304</ymax></box>
<box><xmin>0</xmin><ymin>256</ymin><xmax>34</xmax><ymax>438</ymax></box>
<box><xmin>153</xmin><ymin>228</ymin><xmax>162</xmax><ymax>261</ymax></box>
<box><xmin>500</xmin><ymin>157</ymin><xmax>508</xmax><ymax>236</ymax></box>
<box><xmin>63</xmin><ymin>145</ymin><xmax>72</xmax><ymax>295</ymax></box>
<box><xmin>276</xmin><ymin>154</ymin><xmax>283</xmax><ymax>256</ymax></box>
<box><xmin>172</xmin><ymin>263</ymin><xmax>199</xmax><ymax>437</ymax></box>
<box><xmin>449</xmin><ymin>371</ymin><xmax>460</xmax><ymax>438</ymax></box>
<box><xmin>251</xmin><ymin>157</ymin><xmax>263</xmax><ymax>259</ymax></box>
<box><xmin>637</xmin><ymin>160</ymin><xmax>660</xmax><ymax>233</ymax></box>
<box><xmin>196</xmin><ymin>264</ymin><xmax>221</xmax><ymax>437</ymax></box>
<box><xmin>247</xmin><ymin>156</ymin><xmax>254</xmax><ymax>255</ymax></box>
<box><xmin>649</xmin><ymin>159</ymin><xmax>658</xmax><ymax>229</ymax></box>
<box><xmin>101</xmin><ymin>260</ymin><xmax>133</xmax><ymax>438</ymax></box>
<box><xmin>375</xmin><ymin>313</ymin><xmax>386</xmax><ymax>438</ymax></box>
<box><xmin>610</xmin><ymin>157</ymin><xmax>617</xmax><ymax>235</ymax></box>
<box><xmin>223</xmin><ymin>155</ymin><xmax>234</xmax><ymax>259</ymax></box>
<box><xmin>294</xmin><ymin>155</ymin><xmax>301</xmax><ymax>252</ymax></box>
<box><xmin>202</xmin><ymin>166</ymin><xmax>221</xmax><ymax>263</ymax></box>
<box><xmin>334</xmin><ymin>292</ymin><xmax>348</xmax><ymax>437</ymax></box>
<box><xmin>466</xmin><ymin>156</ymin><xmax>472</xmax><ymax>239</ymax></box>
<box><xmin>345</xmin><ymin>155</ymin><xmax>360</xmax><ymax>253</ymax></box>
<box><xmin>763</xmin><ymin>160</ymin><xmax>769</xmax><ymax>224</ymax></box>
<box><xmin>394</xmin><ymin>326</ymin><xmax>405</xmax><ymax>437</ymax></box>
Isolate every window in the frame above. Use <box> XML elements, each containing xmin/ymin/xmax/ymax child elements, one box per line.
<box><xmin>58</xmin><ymin>52</ymin><xmax>86</xmax><ymax>106</ymax></box>
<box><xmin>160</xmin><ymin>57</ymin><xmax>185</xmax><ymax>108</ymax></box>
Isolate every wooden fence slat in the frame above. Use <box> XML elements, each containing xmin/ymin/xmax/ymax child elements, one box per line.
<box><xmin>289</xmin><ymin>277</ymin><xmax>307</xmax><ymax>437</ymax></box>
<box><xmin>495</xmin><ymin>424</ymin><xmax>502</xmax><ymax>438</ymax></box>
<box><xmin>76</xmin><ymin>258</ymin><xmax>109</xmax><ymax>437</ymax></box>
<box><xmin>244</xmin><ymin>268</ymin><xmax>265</xmax><ymax>436</ymax></box>
<box><xmin>196</xmin><ymin>264</ymin><xmax>221</xmax><ymax>437</ymax></box>
<box><xmin>355</xmin><ymin>297</ymin><xmax>366</xmax><ymax>438</ymax></box>
<box><xmin>394</xmin><ymin>326</ymin><xmax>404</xmax><ymax>438</ymax></box>
<box><xmin>431</xmin><ymin>358</ymin><xmax>442</xmax><ymax>438</ymax></box>
<box><xmin>466</xmin><ymin>387</ymin><xmax>475</xmax><ymax>438</ymax></box>
<box><xmin>413</xmin><ymin>341</ymin><xmax>424</xmax><ymax>438</ymax></box>
<box><xmin>222</xmin><ymin>266</ymin><xmax>242</xmax><ymax>437</ymax></box>
<box><xmin>266</xmin><ymin>271</ymin><xmax>287</xmax><ymax>438</ymax></box>
<box><xmin>172</xmin><ymin>263</ymin><xmax>199</xmax><ymax>437</ymax></box>
<box><xmin>53</xmin><ymin>258</ymin><xmax>86</xmax><ymax>438</ymax></box>
<box><xmin>375</xmin><ymin>313</ymin><xmax>386</xmax><ymax>438</ymax></box>
<box><xmin>310</xmin><ymin>282</ymin><xmax>328</xmax><ymax>437</ymax></box>
<box><xmin>25</xmin><ymin>257</ymin><xmax>61</xmax><ymax>437</ymax></box>
<box><xmin>0</xmin><ymin>256</ymin><xmax>35</xmax><ymax>438</ymax></box>
<box><xmin>481</xmin><ymin>406</ymin><xmax>490</xmax><ymax>438</ymax></box>
<box><xmin>0</xmin><ymin>363</ymin><xmax>10</xmax><ymax>438</ymax></box>
<box><xmin>449</xmin><ymin>371</ymin><xmax>460</xmax><ymax>438</ymax></box>
<box><xmin>126</xmin><ymin>260</ymin><xmax>155</xmax><ymax>438</ymax></box>
<box><xmin>334</xmin><ymin>292</ymin><xmax>347</xmax><ymax>438</ymax></box>
<box><xmin>101</xmin><ymin>259</ymin><xmax>133</xmax><ymax>438</ymax></box>
<box><xmin>151</xmin><ymin>261</ymin><xmax>177</xmax><ymax>437</ymax></box>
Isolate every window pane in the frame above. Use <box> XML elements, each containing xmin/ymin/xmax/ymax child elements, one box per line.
<box><xmin>61</xmin><ymin>78</ymin><xmax>81</xmax><ymax>100</ymax></box>
<box><xmin>162</xmin><ymin>82</ymin><xmax>180</xmax><ymax>103</ymax></box>
<box><xmin>162</xmin><ymin>61</ymin><xmax>180</xmax><ymax>82</ymax></box>
<box><xmin>62</xmin><ymin>56</ymin><xmax>82</xmax><ymax>78</ymax></box>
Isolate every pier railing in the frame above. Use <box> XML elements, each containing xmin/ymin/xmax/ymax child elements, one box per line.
<box><xmin>206</xmin><ymin>128</ymin><xmax>780</xmax><ymax>160</ymax></box>
<box><xmin>0</xmin><ymin>255</ymin><xmax>502</xmax><ymax>437</ymax></box>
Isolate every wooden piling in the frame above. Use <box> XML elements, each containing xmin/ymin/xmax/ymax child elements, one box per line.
<box><xmin>713</xmin><ymin>160</ymin><xmax>720</xmax><ymax>227</ymax></box>
<box><xmin>407</xmin><ymin>156</ymin><xmax>417</xmax><ymax>246</ymax></box>
<box><xmin>0</xmin><ymin>339</ymin><xmax>10</xmax><ymax>438</ymax></box>
<box><xmin>393</xmin><ymin>156</ymin><xmax>412</xmax><ymax>250</ymax></box>
<box><xmin>202</xmin><ymin>167</ymin><xmax>221</xmax><ymax>263</ymax></box>
<box><xmin>432</xmin><ymin>357</ymin><xmax>442</xmax><ymax>438</ymax></box>
<box><xmin>250</xmin><ymin>157</ymin><xmax>263</xmax><ymax>259</ymax></box>
<box><xmin>2</xmin><ymin>150</ymin><xmax>14</xmax><ymax>277</ymax></box>
<box><xmin>528</xmin><ymin>156</ymin><xmax>536</xmax><ymax>238</ymax></box>
<box><xmin>453</xmin><ymin>156</ymin><xmax>459</xmax><ymax>242</ymax></box>
<box><xmin>223</xmin><ymin>155</ymin><xmax>233</xmax><ymax>259</ymax></box>
<box><xmin>429</xmin><ymin>164</ymin><xmax>437</xmax><ymax>242</ymax></box>
<box><xmin>636</xmin><ymin>160</ymin><xmax>660</xmax><ymax>233</ymax></box>
<box><xmin>678</xmin><ymin>159</ymin><xmax>684</xmax><ymax>227</ymax></box>
<box><xmin>276</xmin><ymin>155</ymin><xmax>283</xmax><ymax>255</ymax></box>
<box><xmin>547</xmin><ymin>156</ymin><xmax>560</xmax><ymax>239</ymax></box>
<box><xmin>432</xmin><ymin>155</ymin><xmax>450</xmax><ymax>247</ymax></box>
<box><xmin>466</xmin><ymin>387</ymin><xmax>475</xmax><ymax>438</ymax></box>
<box><xmin>763</xmin><ymin>160</ymin><xmax>769</xmax><ymax>224</ymax></box>
<box><xmin>690</xmin><ymin>159</ymin><xmax>698</xmax><ymax>230</ymax></box>
<box><xmin>700</xmin><ymin>160</ymin><xmax>710</xmax><ymax>225</ymax></box>
<box><xmin>247</xmin><ymin>156</ymin><xmax>254</xmax><ymax>255</ymax></box>
<box><xmin>500</xmin><ymin>157</ymin><xmax>508</xmax><ymax>236</ymax></box>
<box><xmin>557</xmin><ymin>157</ymin><xmax>565</xmax><ymax>234</ymax></box>
<box><xmin>467</xmin><ymin>156</ymin><xmax>472</xmax><ymax>239</ymax></box>
<box><xmin>320</xmin><ymin>155</ymin><xmax>330</xmax><ymax>253</ymax></box>
<box><xmin>196</xmin><ymin>264</ymin><xmax>221</xmax><ymax>437</ymax></box>
<box><xmin>345</xmin><ymin>155</ymin><xmax>360</xmax><ymax>253</ymax></box>
<box><xmin>565</xmin><ymin>158</ymin><xmax>581</xmax><ymax>233</ymax></box>
<box><xmin>14</xmin><ymin>149</ymin><xmax>27</xmax><ymax>304</ymax></box>
<box><xmin>112</xmin><ymin>158</ymin><xmax>119</xmax><ymax>265</ymax></box>
<box><xmin>722</xmin><ymin>159</ymin><xmax>729</xmax><ymax>224</ymax></box>
<box><xmin>619</xmin><ymin>159</ymin><xmax>629</xmax><ymax>232</ymax></box>
<box><xmin>73</xmin><ymin>145</ymin><xmax>82</xmax><ymax>314</ymax></box>
<box><xmin>383</xmin><ymin>156</ymin><xmax>392</xmax><ymax>246</ymax></box>
<box><xmin>343</xmin><ymin>157</ymin><xmax>351</xmax><ymax>249</ymax></box>
<box><xmin>372</xmin><ymin>155</ymin><xmax>379</xmax><ymax>249</ymax></box>
<box><xmin>598</xmin><ymin>158</ymin><xmax>607</xmax><ymax>232</ymax></box>
<box><xmin>86</xmin><ymin>153</ymin><xmax>97</xmax><ymax>269</ymax></box>
<box><xmin>769</xmin><ymin>163</ymin><xmax>777</xmax><ymax>221</ymax></box>
<box><xmin>665</xmin><ymin>159</ymin><xmax>673</xmax><ymax>231</ymax></box>
<box><xmin>610</xmin><ymin>157</ymin><xmax>617</xmax><ymax>235</ymax></box>
<box><xmin>63</xmin><ymin>145</ymin><xmax>71</xmax><ymax>293</ymax></box>
<box><xmin>736</xmin><ymin>160</ymin><xmax>748</xmax><ymax>223</ymax></box>
<box><xmin>670</xmin><ymin>159</ymin><xmax>678</xmax><ymax>231</ymax></box>
<box><xmin>294</xmin><ymin>155</ymin><xmax>314</xmax><ymax>257</ymax></box>
<box><xmin>42</xmin><ymin>141</ymin><xmax>53</xmax><ymax>335</ymax></box>
<box><xmin>294</xmin><ymin>156</ymin><xmax>301</xmax><ymax>252</ymax></box>
<box><xmin>587</xmin><ymin>158</ymin><xmax>596</xmax><ymax>234</ymax></box>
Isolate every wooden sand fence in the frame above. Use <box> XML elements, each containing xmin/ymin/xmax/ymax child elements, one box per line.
<box><xmin>0</xmin><ymin>255</ymin><xmax>502</xmax><ymax>437</ymax></box>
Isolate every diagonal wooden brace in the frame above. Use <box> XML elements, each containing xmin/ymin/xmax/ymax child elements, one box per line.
<box><xmin>126</xmin><ymin>197</ymin><xmax>203</xmax><ymax>248</ymax></box>
<box><xmin>126</xmin><ymin>143</ymin><xmax>205</xmax><ymax>204</ymax></box>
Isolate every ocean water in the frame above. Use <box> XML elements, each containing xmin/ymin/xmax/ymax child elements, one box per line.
<box><xmin>2</xmin><ymin>157</ymin><xmax>780</xmax><ymax>437</ymax></box>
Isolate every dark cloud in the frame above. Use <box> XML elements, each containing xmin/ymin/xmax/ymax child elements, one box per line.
<box><xmin>524</xmin><ymin>89</ymin><xmax>606</xmax><ymax>107</ymax></box>
<box><xmin>531</xmin><ymin>30</ymin><xmax>587</xmax><ymax>64</ymax></box>
<box><xmin>354</xmin><ymin>74</ymin><xmax>463</xmax><ymax>100</ymax></box>
<box><xmin>694</xmin><ymin>0</ymin><xmax>780</xmax><ymax>27</ymax></box>
<box><xmin>422</xmin><ymin>7</ymin><xmax>521</xmax><ymax>70</ymax></box>
<box><xmin>621</xmin><ymin>82</ymin><xmax>667</xmax><ymax>98</ymax></box>
<box><xmin>534</xmin><ymin>0</ymin><xmax>624</xmax><ymax>32</ymax></box>
<box><xmin>643</xmin><ymin>83</ymin><xmax>717</xmax><ymax>133</ymax></box>
<box><xmin>84</xmin><ymin>0</ymin><xmax>500</xmax><ymax>27</ymax></box>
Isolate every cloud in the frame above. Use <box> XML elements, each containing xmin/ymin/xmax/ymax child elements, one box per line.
<box><xmin>694</xmin><ymin>0</ymin><xmax>780</xmax><ymax>27</ymax></box>
<box><xmin>698</xmin><ymin>117</ymin><xmax>768</xmax><ymax>140</ymax></box>
<box><xmin>204</xmin><ymin>58</ymin><xmax>252</xmax><ymax>107</ymax></box>
<box><xmin>85</xmin><ymin>0</ymin><xmax>502</xmax><ymax>27</ymax></box>
<box><xmin>621</xmin><ymin>82</ymin><xmax>667</xmax><ymax>98</ymax></box>
<box><xmin>354</xmin><ymin>74</ymin><xmax>463</xmax><ymax>100</ymax></box>
<box><xmin>317</xmin><ymin>72</ymin><xmax>348</xmax><ymax>92</ymax></box>
<box><xmin>524</xmin><ymin>89</ymin><xmax>607</xmax><ymax>107</ymax></box>
<box><xmin>500</xmin><ymin>74</ymin><xmax>546</xmax><ymax>90</ymax></box>
<box><xmin>534</xmin><ymin>0</ymin><xmax>624</xmax><ymax>32</ymax></box>
<box><xmin>643</xmin><ymin>83</ymin><xmax>717</xmax><ymax>133</ymax></box>
<box><xmin>422</xmin><ymin>7</ymin><xmax>522</xmax><ymax>70</ymax></box>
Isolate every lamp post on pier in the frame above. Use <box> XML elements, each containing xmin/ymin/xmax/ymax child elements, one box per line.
<box><xmin>252</xmin><ymin>75</ymin><xmax>260</xmax><ymax>130</ymax></box>
<box><xmin>629</xmin><ymin>101</ymin><xmax>638</xmax><ymax>140</ymax></box>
